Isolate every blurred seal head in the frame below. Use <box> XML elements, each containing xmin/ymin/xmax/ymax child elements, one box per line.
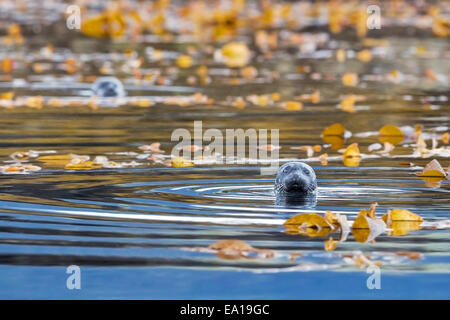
<box><xmin>91</xmin><ymin>77</ymin><xmax>126</xmax><ymax>98</ymax></box>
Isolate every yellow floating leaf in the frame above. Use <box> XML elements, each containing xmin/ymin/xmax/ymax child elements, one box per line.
<box><xmin>343</xmin><ymin>156</ymin><xmax>361</xmax><ymax>167</ymax></box>
<box><xmin>38</xmin><ymin>154</ymin><xmax>75</xmax><ymax>161</ymax></box>
<box><xmin>176</xmin><ymin>55</ymin><xmax>193</xmax><ymax>68</ymax></box>
<box><xmin>220</xmin><ymin>42</ymin><xmax>251</xmax><ymax>68</ymax></box>
<box><xmin>232</xmin><ymin>98</ymin><xmax>246</xmax><ymax>109</ymax></box>
<box><xmin>171</xmin><ymin>157</ymin><xmax>194</xmax><ymax>167</ymax></box>
<box><xmin>353</xmin><ymin>209</ymin><xmax>370</xmax><ymax>229</ymax></box>
<box><xmin>352</xmin><ymin>207</ymin><xmax>386</xmax><ymax>242</ymax></box>
<box><xmin>283</xmin><ymin>101</ymin><xmax>303</xmax><ymax>111</ymax></box>
<box><xmin>270</xmin><ymin>92</ymin><xmax>281</xmax><ymax>102</ymax></box>
<box><xmin>351</xmin><ymin>229</ymin><xmax>369</xmax><ymax>243</ymax></box>
<box><xmin>284</xmin><ymin>213</ymin><xmax>333</xmax><ymax>229</ymax></box>
<box><xmin>65</xmin><ymin>160</ymin><xmax>102</xmax><ymax>170</ymax></box>
<box><xmin>81</xmin><ymin>11</ymin><xmax>126</xmax><ymax>38</ymax></box>
<box><xmin>322</xmin><ymin>136</ymin><xmax>344</xmax><ymax>150</ymax></box>
<box><xmin>37</xmin><ymin>154</ymin><xmax>72</xmax><ymax>166</ymax></box>
<box><xmin>357</xmin><ymin>49</ymin><xmax>372</xmax><ymax>62</ymax></box>
<box><xmin>340</xmin><ymin>96</ymin><xmax>356</xmax><ymax>113</ymax></box>
<box><xmin>1</xmin><ymin>58</ymin><xmax>13</xmax><ymax>73</ymax></box>
<box><xmin>442</xmin><ymin>132</ymin><xmax>449</xmax><ymax>144</ymax></box>
<box><xmin>322</xmin><ymin>123</ymin><xmax>345</xmax><ymax>136</ymax></box>
<box><xmin>343</xmin><ymin>143</ymin><xmax>361</xmax><ymax>158</ymax></box>
<box><xmin>310</xmin><ymin>90</ymin><xmax>320</xmax><ymax>104</ymax></box>
<box><xmin>1</xmin><ymin>91</ymin><xmax>14</xmax><ymax>100</ymax></box>
<box><xmin>336</xmin><ymin>49</ymin><xmax>346</xmax><ymax>62</ymax></box>
<box><xmin>382</xmin><ymin>209</ymin><xmax>423</xmax><ymax>223</ymax></box>
<box><xmin>416</xmin><ymin>159</ymin><xmax>446</xmax><ymax>178</ymax></box>
<box><xmin>25</xmin><ymin>96</ymin><xmax>43</xmax><ymax>109</ymax></box>
<box><xmin>341</xmin><ymin>73</ymin><xmax>359</xmax><ymax>86</ymax></box>
<box><xmin>3</xmin><ymin>165</ymin><xmax>25</xmax><ymax>173</ymax></box>
<box><xmin>390</xmin><ymin>221</ymin><xmax>422</xmax><ymax>236</ymax></box>
<box><xmin>378</xmin><ymin>124</ymin><xmax>404</xmax><ymax>145</ymax></box>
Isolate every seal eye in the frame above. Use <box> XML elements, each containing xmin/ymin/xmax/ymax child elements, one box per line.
<box><xmin>283</xmin><ymin>166</ymin><xmax>290</xmax><ymax>173</ymax></box>
<box><xmin>303</xmin><ymin>168</ymin><xmax>310</xmax><ymax>175</ymax></box>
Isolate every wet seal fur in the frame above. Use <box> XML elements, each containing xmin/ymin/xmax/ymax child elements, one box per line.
<box><xmin>274</xmin><ymin>161</ymin><xmax>317</xmax><ymax>207</ymax></box>
<box><xmin>91</xmin><ymin>77</ymin><xmax>126</xmax><ymax>98</ymax></box>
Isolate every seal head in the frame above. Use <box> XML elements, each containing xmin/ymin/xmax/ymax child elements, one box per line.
<box><xmin>275</xmin><ymin>162</ymin><xmax>317</xmax><ymax>195</ymax></box>
<box><xmin>91</xmin><ymin>77</ymin><xmax>125</xmax><ymax>98</ymax></box>
<box><xmin>274</xmin><ymin>162</ymin><xmax>317</xmax><ymax>207</ymax></box>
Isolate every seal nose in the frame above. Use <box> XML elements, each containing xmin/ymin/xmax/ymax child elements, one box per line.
<box><xmin>285</xmin><ymin>172</ymin><xmax>306</xmax><ymax>191</ymax></box>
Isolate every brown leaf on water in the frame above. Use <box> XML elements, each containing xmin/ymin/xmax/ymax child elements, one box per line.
<box><xmin>257</xmin><ymin>144</ymin><xmax>281</xmax><ymax>151</ymax></box>
<box><xmin>289</xmin><ymin>252</ymin><xmax>304</xmax><ymax>262</ymax></box>
<box><xmin>240</xmin><ymin>66</ymin><xmax>258</xmax><ymax>80</ymax></box>
<box><xmin>139</xmin><ymin>142</ymin><xmax>164</xmax><ymax>153</ymax></box>
<box><xmin>291</xmin><ymin>145</ymin><xmax>314</xmax><ymax>157</ymax></box>
<box><xmin>354</xmin><ymin>254</ymin><xmax>383</xmax><ymax>268</ymax></box>
<box><xmin>318</xmin><ymin>153</ymin><xmax>328</xmax><ymax>166</ymax></box>
<box><xmin>209</xmin><ymin>239</ymin><xmax>253</xmax><ymax>251</ymax></box>
<box><xmin>343</xmin><ymin>253</ymin><xmax>383</xmax><ymax>268</ymax></box>
<box><xmin>324</xmin><ymin>210</ymin><xmax>339</xmax><ymax>225</ymax></box>
<box><xmin>208</xmin><ymin>240</ymin><xmax>274</xmax><ymax>260</ymax></box>
<box><xmin>324</xmin><ymin>237</ymin><xmax>339</xmax><ymax>251</ymax></box>
<box><xmin>339</xmin><ymin>96</ymin><xmax>356</xmax><ymax>113</ymax></box>
<box><xmin>395</xmin><ymin>251</ymin><xmax>422</xmax><ymax>260</ymax></box>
